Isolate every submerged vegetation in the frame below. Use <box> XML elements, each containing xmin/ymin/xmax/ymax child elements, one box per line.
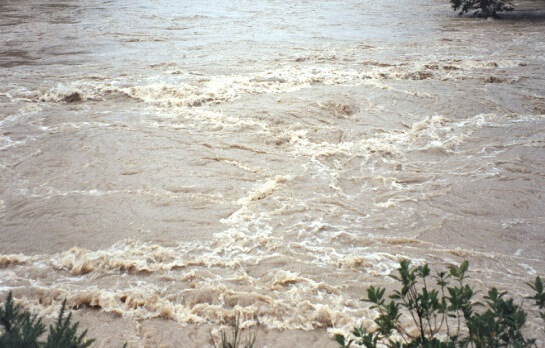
<box><xmin>211</xmin><ymin>316</ymin><xmax>257</xmax><ymax>348</ymax></box>
<box><xmin>334</xmin><ymin>260</ymin><xmax>545</xmax><ymax>348</ymax></box>
<box><xmin>450</xmin><ymin>0</ymin><xmax>514</xmax><ymax>18</ymax></box>
<box><xmin>2</xmin><ymin>261</ymin><xmax>543</xmax><ymax>347</ymax></box>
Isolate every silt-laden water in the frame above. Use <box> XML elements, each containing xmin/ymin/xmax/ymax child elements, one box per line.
<box><xmin>1</xmin><ymin>0</ymin><xmax>545</xmax><ymax>346</ymax></box>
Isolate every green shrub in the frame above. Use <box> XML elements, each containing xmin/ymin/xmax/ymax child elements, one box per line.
<box><xmin>0</xmin><ymin>292</ymin><xmax>44</xmax><ymax>348</ymax></box>
<box><xmin>450</xmin><ymin>0</ymin><xmax>514</xmax><ymax>18</ymax></box>
<box><xmin>334</xmin><ymin>260</ymin><xmax>545</xmax><ymax>348</ymax></box>
<box><xmin>0</xmin><ymin>293</ymin><xmax>94</xmax><ymax>348</ymax></box>
<box><xmin>43</xmin><ymin>300</ymin><xmax>93</xmax><ymax>348</ymax></box>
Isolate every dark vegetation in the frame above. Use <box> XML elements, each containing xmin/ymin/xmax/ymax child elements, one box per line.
<box><xmin>2</xmin><ymin>261</ymin><xmax>543</xmax><ymax>347</ymax></box>
<box><xmin>334</xmin><ymin>260</ymin><xmax>545</xmax><ymax>348</ymax></box>
<box><xmin>211</xmin><ymin>315</ymin><xmax>256</xmax><ymax>348</ymax></box>
<box><xmin>0</xmin><ymin>293</ymin><xmax>93</xmax><ymax>348</ymax></box>
<box><xmin>450</xmin><ymin>0</ymin><xmax>514</xmax><ymax>17</ymax></box>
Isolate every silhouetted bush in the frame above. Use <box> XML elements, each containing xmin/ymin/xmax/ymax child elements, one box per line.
<box><xmin>0</xmin><ymin>293</ymin><xmax>94</xmax><ymax>348</ymax></box>
<box><xmin>334</xmin><ymin>260</ymin><xmax>545</xmax><ymax>348</ymax></box>
<box><xmin>450</xmin><ymin>0</ymin><xmax>514</xmax><ymax>17</ymax></box>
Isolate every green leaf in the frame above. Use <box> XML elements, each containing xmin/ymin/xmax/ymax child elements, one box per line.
<box><xmin>535</xmin><ymin>276</ymin><xmax>543</xmax><ymax>294</ymax></box>
<box><xmin>335</xmin><ymin>334</ymin><xmax>346</xmax><ymax>346</ymax></box>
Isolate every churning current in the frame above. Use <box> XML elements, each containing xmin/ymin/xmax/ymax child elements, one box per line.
<box><xmin>1</xmin><ymin>0</ymin><xmax>545</xmax><ymax>346</ymax></box>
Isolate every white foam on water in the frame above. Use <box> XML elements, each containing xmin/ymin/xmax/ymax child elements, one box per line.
<box><xmin>6</xmin><ymin>57</ymin><xmax>523</xmax><ymax>109</ymax></box>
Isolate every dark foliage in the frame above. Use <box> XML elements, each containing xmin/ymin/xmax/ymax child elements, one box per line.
<box><xmin>334</xmin><ymin>260</ymin><xmax>544</xmax><ymax>348</ymax></box>
<box><xmin>0</xmin><ymin>293</ymin><xmax>94</xmax><ymax>348</ymax></box>
<box><xmin>450</xmin><ymin>0</ymin><xmax>514</xmax><ymax>18</ymax></box>
<box><xmin>211</xmin><ymin>316</ymin><xmax>256</xmax><ymax>348</ymax></box>
<box><xmin>0</xmin><ymin>292</ymin><xmax>45</xmax><ymax>348</ymax></box>
<box><xmin>43</xmin><ymin>300</ymin><xmax>94</xmax><ymax>348</ymax></box>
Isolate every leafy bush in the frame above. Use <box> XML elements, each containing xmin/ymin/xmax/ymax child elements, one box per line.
<box><xmin>0</xmin><ymin>292</ymin><xmax>94</xmax><ymax>348</ymax></box>
<box><xmin>334</xmin><ymin>260</ymin><xmax>545</xmax><ymax>348</ymax></box>
<box><xmin>450</xmin><ymin>0</ymin><xmax>514</xmax><ymax>18</ymax></box>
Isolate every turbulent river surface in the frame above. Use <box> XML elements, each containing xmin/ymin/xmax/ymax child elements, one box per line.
<box><xmin>1</xmin><ymin>0</ymin><xmax>545</xmax><ymax>346</ymax></box>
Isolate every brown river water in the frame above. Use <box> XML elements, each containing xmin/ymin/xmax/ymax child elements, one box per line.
<box><xmin>1</xmin><ymin>0</ymin><xmax>545</xmax><ymax>346</ymax></box>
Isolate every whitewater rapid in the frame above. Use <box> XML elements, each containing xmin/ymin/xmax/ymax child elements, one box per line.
<box><xmin>1</xmin><ymin>0</ymin><xmax>545</xmax><ymax>346</ymax></box>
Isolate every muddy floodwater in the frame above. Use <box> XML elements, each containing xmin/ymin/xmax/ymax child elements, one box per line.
<box><xmin>1</xmin><ymin>0</ymin><xmax>545</xmax><ymax>346</ymax></box>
